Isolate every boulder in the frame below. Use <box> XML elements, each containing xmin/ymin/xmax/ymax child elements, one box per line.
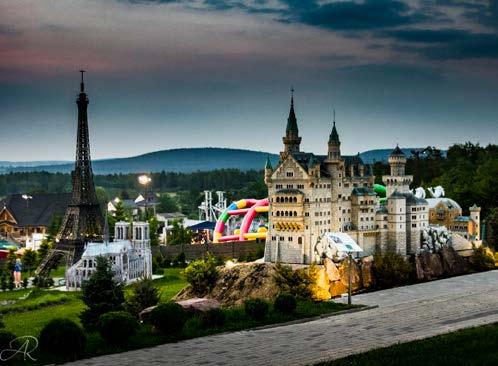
<box><xmin>360</xmin><ymin>256</ymin><xmax>374</xmax><ymax>288</ymax></box>
<box><xmin>310</xmin><ymin>267</ymin><xmax>331</xmax><ymax>301</ymax></box>
<box><xmin>337</xmin><ymin>258</ymin><xmax>362</xmax><ymax>292</ymax></box>
<box><xmin>324</xmin><ymin>258</ymin><xmax>340</xmax><ymax>282</ymax></box>
<box><xmin>174</xmin><ymin>263</ymin><xmax>280</xmax><ymax>306</ymax></box>
<box><xmin>176</xmin><ymin>298</ymin><xmax>221</xmax><ymax>313</ymax></box>
<box><xmin>329</xmin><ymin>280</ymin><xmax>348</xmax><ymax>298</ymax></box>
<box><xmin>440</xmin><ymin>246</ymin><xmax>466</xmax><ymax>276</ymax></box>
<box><xmin>139</xmin><ymin>305</ymin><xmax>156</xmax><ymax>322</ymax></box>
<box><xmin>415</xmin><ymin>252</ymin><xmax>444</xmax><ymax>281</ymax></box>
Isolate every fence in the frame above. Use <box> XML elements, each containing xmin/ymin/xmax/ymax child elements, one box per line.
<box><xmin>152</xmin><ymin>240</ymin><xmax>265</xmax><ymax>261</ymax></box>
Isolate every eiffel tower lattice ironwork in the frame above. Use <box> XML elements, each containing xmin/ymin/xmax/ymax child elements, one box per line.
<box><xmin>37</xmin><ymin>71</ymin><xmax>104</xmax><ymax>276</ymax></box>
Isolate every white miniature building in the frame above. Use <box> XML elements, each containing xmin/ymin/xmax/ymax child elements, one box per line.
<box><xmin>66</xmin><ymin>221</ymin><xmax>152</xmax><ymax>289</ymax></box>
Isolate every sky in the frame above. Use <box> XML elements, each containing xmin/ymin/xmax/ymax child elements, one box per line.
<box><xmin>1</xmin><ymin>0</ymin><xmax>497</xmax><ymax>161</ymax></box>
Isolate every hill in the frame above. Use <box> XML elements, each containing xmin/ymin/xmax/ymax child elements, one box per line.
<box><xmin>1</xmin><ymin>148</ymin><xmax>280</xmax><ymax>174</ymax></box>
<box><xmin>0</xmin><ymin>147</ymin><xmax>444</xmax><ymax>174</ymax></box>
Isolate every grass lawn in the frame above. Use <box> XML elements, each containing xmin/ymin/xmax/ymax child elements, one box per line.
<box><xmin>317</xmin><ymin>323</ymin><xmax>498</xmax><ymax>366</ymax></box>
<box><xmin>2</xmin><ymin>266</ymin><xmax>360</xmax><ymax>365</ymax></box>
<box><xmin>2</xmin><ymin>268</ymin><xmax>188</xmax><ymax>337</ymax></box>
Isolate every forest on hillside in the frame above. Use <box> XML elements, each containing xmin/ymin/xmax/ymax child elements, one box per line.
<box><xmin>0</xmin><ymin>142</ymin><xmax>497</xmax><ymax>242</ymax></box>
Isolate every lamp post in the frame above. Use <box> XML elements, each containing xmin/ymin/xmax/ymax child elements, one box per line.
<box><xmin>21</xmin><ymin>194</ymin><xmax>33</xmax><ymax>208</ymax></box>
<box><xmin>138</xmin><ymin>175</ymin><xmax>152</xmax><ymax>219</ymax></box>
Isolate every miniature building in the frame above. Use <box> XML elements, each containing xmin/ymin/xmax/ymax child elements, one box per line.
<box><xmin>66</xmin><ymin>221</ymin><xmax>152</xmax><ymax>289</ymax></box>
<box><xmin>0</xmin><ymin>193</ymin><xmax>71</xmax><ymax>242</ymax></box>
<box><xmin>427</xmin><ymin>199</ymin><xmax>481</xmax><ymax>240</ymax></box>
<box><xmin>264</xmin><ymin>94</ymin><xmax>429</xmax><ymax>264</ymax></box>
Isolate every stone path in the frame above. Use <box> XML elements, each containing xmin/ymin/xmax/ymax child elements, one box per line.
<box><xmin>65</xmin><ymin>271</ymin><xmax>498</xmax><ymax>366</ymax></box>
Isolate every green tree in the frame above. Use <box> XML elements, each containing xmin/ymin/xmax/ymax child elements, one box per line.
<box><xmin>21</xmin><ymin>249</ymin><xmax>37</xmax><ymax>275</ymax></box>
<box><xmin>80</xmin><ymin>256</ymin><xmax>125</xmax><ymax>330</ymax></box>
<box><xmin>158</xmin><ymin>193</ymin><xmax>179</xmax><ymax>213</ymax></box>
<box><xmin>167</xmin><ymin>219</ymin><xmax>193</xmax><ymax>245</ymax></box>
<box><xmin>148</xmin><ymin>216</ymin><xmax>160</xmax><ymax>246</ymax></box>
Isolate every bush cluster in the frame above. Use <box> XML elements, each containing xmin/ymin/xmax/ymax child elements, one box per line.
<box><xmin>200</xmin><ymin>308</ymin><xmax>225</xmax><ymax>328</ymax></box>
<box><xmin>274</xmin><ymin>293</ymin><xmax>297</xmax><ymax>314</ymax></box>
<box><xmin>183</xmin><ymin>253</ymin><xmax>219</xmax><ymax>296</ymax></box>
<box><xmin>470</xmin><ymin>246</ymin><xmax>495</xmax><ymax>271</ymax></box>
<box><xmin>98</xmin><ymin>311</ymin><xmax>138</xmax><ymax>344</ymax></box>
<box><xmin>373</xmin><ymin>251</ymin><xmax>413</xmax><ymax>289</ymax></box>
<box><xmin>149</xmin><ymin>302</ymin><xmax>187</xmax><ymax>334</ymax></box>
<box><xmin>126</xmin><ymin>278</ymin><xmax>160</xmax><ymax>316</ymax></box>
<box><xmin>244</xmin><ymin>298</ymin><xmax>269</xmax><ymax>320</ymax></box>
<box><xmin>0</xmin><ymin>329</ymin><xmax>17</xmax><ymax>351</ymax></box>
<box><xmin>273</xmin><ymin>263</ymin><xmax>313</xmax><ymax>299</ymax></box>
<box><xmin>39</xmin><ymin>318</ymin><xmax>86</xmax><ymax>361</ymax></box>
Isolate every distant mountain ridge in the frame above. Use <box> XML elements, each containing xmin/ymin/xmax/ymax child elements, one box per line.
<box><xmin>0</xmin><ymin>147</ymin><xmax>444</xmax><ymax>174</ymax></box>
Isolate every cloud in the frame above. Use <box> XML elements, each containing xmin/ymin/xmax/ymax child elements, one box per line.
<box><xmin>385</xmin><ymin>28</ymin><xmax>498</xmax><ymax>60</ymax></box>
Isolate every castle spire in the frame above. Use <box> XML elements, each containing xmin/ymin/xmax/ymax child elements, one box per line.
<box><xmin>329</xmin><ymin>108</ymin><xmax>340</xmax><ymax>145</ymax></box>
<box><xmin>265</xmin><ymin>155</ymin><xmax>273</xmax><ymax>170</ymax></box>
<box><xmin>282</xmin><ymin>86</ymin><xmax>301</xmax><ymax>154</ymax></box>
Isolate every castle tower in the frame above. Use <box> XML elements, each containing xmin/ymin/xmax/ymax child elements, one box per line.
<box><xmin>281</xmin><ymin>88</ymin><xmax>301</xmax><ymax>157</ymax></box>
<box><xmin>327</xmin><ymin>110</ymin><xmax>341</xmax><ymax>161</ymax></box>
<box><xmin>387</xmin><ymin>191</ymin><xmax>407</xmax><ymax>254</ymax></box>
<box><xmin>470</xmin><ymin>204</ymin><xmax>481</xmax><ymax>240</ymax></box>
<box><xmin>37</xmin><ymin>71</ymin><xmax>104</xmax><ymax>276</ymax></box>
<box><xmin>264</xmin><ymin>155</ymin><xmax>273</xmax><ymax>185</ymax></box>
<box><xmin>383</xmin><ymin>145</ymin><xmax>413</xmax><ymax>197</ymax></box>
<box><xmin>115</xmin><ymin>221</ymin><xmax>130</xmax><ymax>241</ymax></box>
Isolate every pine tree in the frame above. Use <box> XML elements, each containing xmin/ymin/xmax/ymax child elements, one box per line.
<box><xmin>80</xmin><ymin>256</ymin><xmax>125</xmax><ymax>330</ymax></box>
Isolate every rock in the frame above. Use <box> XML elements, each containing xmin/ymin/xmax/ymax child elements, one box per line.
<box><xmin>337</xmin><ymin>258</ymin><xmax>362</xmax><ymax>292</ymax></box>
<box><xmin>174</xmin><ymin>263</ymin><xmax>281</xmax><ymax>306</ymax></box>
<box><xmin>176</xmin><ymin>298</ymin><xmax>221</xmax><ymax>313</ymax></box>
<box><xmin>329</xmin><ymin>280</ymin><xmax>348</xmax><ymax>297</ymax></box>
<box><xmin>324</xmin><ymin>258</ymin><xmax>340</xmax><ymax>282</ymax></box>
<box><xmin>310</xmin><ymin>267</ymin><xmax>331</xmax><ymax>301</ymax></box>
<box><xmin>139</xmin><ymin>305</ymin><xmax>157</xmax><ymax>322</ymax></box>
<box><xmin>440</xmin><ymin>246</ymin><xmax>466</xmax><ymax>276</ymax></box>
<box><xmin>415</xmin><ymin>252</ymin><xmax>444</xmax><ymax>281</ymax></box>
<box><xmin>360</xmin><ymin>256</ymin><xmax>374</xmax><ymax>288</ymax></box>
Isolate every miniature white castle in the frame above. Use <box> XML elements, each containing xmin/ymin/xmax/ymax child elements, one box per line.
<box><xmin>263</xmin><ymin>94</ymin><xmax>480</xmax><ymax>264</ymax></box>
<box><xmin>66</xmin><ymin>221</ymin><xmax>152</xmax><ymax>289</ymax></box>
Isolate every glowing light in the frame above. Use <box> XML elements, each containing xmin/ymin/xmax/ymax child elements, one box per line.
<box><xmin>138</xmin><ymin>175</ymin><xmax>152</xmax><ymax>186</ymax></box>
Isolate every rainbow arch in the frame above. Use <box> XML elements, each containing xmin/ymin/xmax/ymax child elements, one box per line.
<box><xmin>213</xmin><ymin>198</ymin><xmax>269</xmax><ymax>243</ymax></box>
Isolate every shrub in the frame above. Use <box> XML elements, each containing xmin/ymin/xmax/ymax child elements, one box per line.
<box><xmin>470</xmin><ymin>246</ymin><xmax>495</xmax><ymax>271</ymax></box>
<box><xmin>244</xmin><ymin>298</ymin><xmax>269</xmax><ymax>320</ymax></box>
<box><xmin>274</xmin><ymin>293</ymin><xmax>297</xmax><ymax>314</ymax></box>
<box><xmin>126</xmin><ymin>278</ymin><xmax>160</xmax><ymax>316</ymax></box>
<box><xmin>39</xmin><ymin>318</ymin><xmax>86</xmax><ymax>361</ymax></box>
<box><xmin>183</xmin><ymin>253</ymin><xmax>219</xmax><ymax>296</ymax></box>
<box><xmin>200</xmin><ymin>308</ymin><xmax>225</xmax><ymax>328</ymax></box>
<box><xmin>80</xmin><ymin>256</ymin><xmax>125</xmax><ymax>330</ymax></box>
<box><xmin>98</xmin><ymin>311</ymin><xmax>138</xmax><ymax>344</ymax></box>
<box><xmin>149</xmin><ymin>302</ymin><xmax>187</xmax><ymax>334</ymax></box>
<box><xmin>373</xmin><ymin>251</ymin><xmax>412</xmax><ymax>289</ymax></box>
<box><xmin>273</xmin><ymin>263</ymin><xmax>313</xmax><ymax>299</ymax></box>
<box><xmin>173</xmin><ymin>252</ymin><xmax>187</xmax><ymax>268</ymax></box>
<box><xmin>0</xmin><ymin>329</ymin><xmax>17</xmax><ymax>351</ymax></box>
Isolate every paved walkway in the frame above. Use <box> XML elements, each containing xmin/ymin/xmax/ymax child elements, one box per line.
<box><xmin>65</xmin><ymin>271</ymin><xmax>498</xmax><ymax>366</ymax></box>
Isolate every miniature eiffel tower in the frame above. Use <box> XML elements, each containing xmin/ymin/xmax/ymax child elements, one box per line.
<box><xmin>36</xmin><ymin>71</ymin><xmax>104</xmax><ymax>276</ymax></box>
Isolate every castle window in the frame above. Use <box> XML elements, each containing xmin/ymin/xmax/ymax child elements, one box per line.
<box><xmin>288</xmin><ymin>237</ymin><xmax>293</xmax><ymax>241</ymax></box>
<box><xmin>305</xmin><ymin>198</ymin><xmax>309</xmax><ymax>203</ymax></box>
<box><xmin>412</xmin><ymin>223</ymin><xmax>417</xmax><ymax>228</ymax></box>
<box><xmin>293</xmin><ymin>197</ymin><xmax>297</xmax><ymax>203</ymax></box>
<box><xmin>286</xmin><ymin>172</ymin><xmax>294</xmax><ymax>177</ymax></box>
<box><xmin>294</xmin><ymin>211</ymin><xmax>297</xmax><ymax>216</ymax></box>
<box><xmin>276</xmin><ymin>184</ymin><xmax>283</xmax><ymax>189</ymax></box>
<box><xmin>298</xmin><ymin>237</ymin><xmax>302</xmax><ymax>244</ymax></box>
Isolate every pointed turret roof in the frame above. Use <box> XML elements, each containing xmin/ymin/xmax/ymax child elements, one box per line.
<box><xmin>308</xmin><ymin>154</ymin><xmax>318</xmax><ymax>168</ymax></box>
<box><xmin>329</xmin><ymin>109</ymin><xmax>340</xmax><ymax>144</ymax></box>
<box><xmin>286</xmin><ymin>88</ymin><xmax>298</xmax><ymax>134</ymax></box>
<box><xmin>265</xmin><ymin>155</ymin><xmax>273</xmax><ymax>170</ymax></box>
<box><xmin>390</xmin><ymin>144</ymin><xmax>405</xmax><ymax>156</ymax></box>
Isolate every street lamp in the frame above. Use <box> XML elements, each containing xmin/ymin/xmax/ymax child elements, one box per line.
<box><xmin>21</xmin><ymin>194</ymin><xmax>33</xmax><ymax>208</ymax></box>
<box><xmin>138</xmin><ymin>175</ymin><xmax>152</xmax><ymax>219</ymax></box>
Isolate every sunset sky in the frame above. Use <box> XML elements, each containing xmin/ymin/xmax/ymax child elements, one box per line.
<box><xmin>1</xmin><ymin>0</ymin><xmax>497</xmax><ymax>161</ymax></box>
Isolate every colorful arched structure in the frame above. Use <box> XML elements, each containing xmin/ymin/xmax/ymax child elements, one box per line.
<box><xmin>213</xmin><ymin>198</ymin><xmax>269</xmax><ymax>243</ymax></box>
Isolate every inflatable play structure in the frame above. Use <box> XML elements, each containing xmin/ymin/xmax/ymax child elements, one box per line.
<box><xmin>213</xmin><ymin>198</ymin><xmax>269</xmax><ymax>243</ymax></box>
<box><xmin>373</xmin><ymin>184</ymin><xmax>387</xmax><ymax>204</ymax></box>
